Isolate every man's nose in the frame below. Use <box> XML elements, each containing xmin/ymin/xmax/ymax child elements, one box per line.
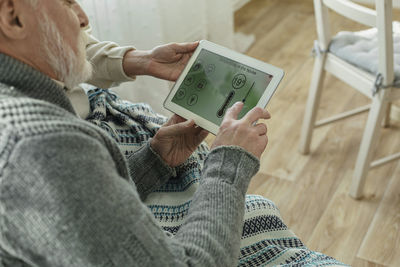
<box><xmin>74</xmin><ymin>4</ymin><xmax>89</xmax><ymax>28</ymax></box>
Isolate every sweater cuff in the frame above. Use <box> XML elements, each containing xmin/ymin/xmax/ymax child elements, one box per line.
<box><xmin>106</xmin><ymin>47</ymin><xmax>137</xmax><ymax>82</ymax></box>
<box><xmin>202</xmin><ymin>146</ymin><xmax>260</xmax><ymax>195</ymax></box>
<box><xmin>127</xmin><ymin>141</ymin><xmax>176</xmax><ymax>197</ymax></box>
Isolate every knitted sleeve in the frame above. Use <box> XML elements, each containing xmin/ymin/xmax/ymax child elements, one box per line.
<box><xmin>1</xmin><ymin>132</ymin><xmax>259</xmax><ymax>267</ymax></box>
<box><xmin>125</xmin><ymin>141</ymin><xmax>177</xmax><ymax>200</ymax></box>
<box><xmin>85</xmin><ymin>29</ymin><xmax>136</xmax><ymax>89</ymax></box>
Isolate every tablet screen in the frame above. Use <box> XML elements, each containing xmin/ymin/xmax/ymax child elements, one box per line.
<box><xmin>171</xmin><ymin>49</ymin><xmax>273</xmax><ymax>125</ymax></box>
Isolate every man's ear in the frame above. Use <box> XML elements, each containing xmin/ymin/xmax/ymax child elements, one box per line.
<box><xmin>0</xmin><ymin>0</ymin><xmax>29</xmax><ymax>40</ymax></box>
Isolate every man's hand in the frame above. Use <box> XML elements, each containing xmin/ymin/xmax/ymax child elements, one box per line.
<box><xmin>147</xmin><ymin>42</ymin><xmax>199</xmax><ymax>81</ymax></box>
<box><xmin>150</xmin><ymin>115</ymin><xmax>208</xmax><ymax>167</ymax></box>
<box><xmin>212</xmin><ymin>102</ymin><xmax>271</xmax><ymax>159</ymax></box>
<box><xmin>123</xmin><ymin>42</ymin><xmax>199</xmax><ymax>81</ymax></box>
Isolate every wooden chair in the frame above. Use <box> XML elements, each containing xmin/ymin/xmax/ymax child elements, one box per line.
<box><xmin>299</xmin><ymin>0</ymin><xmax>400</xmax><ymax>199</ymax></box>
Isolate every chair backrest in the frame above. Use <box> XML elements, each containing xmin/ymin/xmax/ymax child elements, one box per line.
<box><xmin>313</xmin><ymin>0</ymin><xmax>394</xmax><ymax>86</ymax></box>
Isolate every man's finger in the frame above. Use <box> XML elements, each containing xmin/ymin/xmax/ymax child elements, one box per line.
<box><xmin>254</xmin><ymin>123</ymin><xmax>268</xmax><ymax>136</ymax></box>
<box><xmin>165</xmin><ymin>114</ymin><xmax>186</xmax><ymax>126</ymax></box>
<box><xmin>174</xmin><ymin>115</ymin><xmax>186</xmax><ymax>123</ymax></box>
<box><xmin>224</xmin><ymin>102</ymin><xmax>244</xmax><ymax>121</ymax></box>
<box><xmin>194</xmin><ymin>126</ymin><xmax>209</xmax><ymax>137</ymax></box>
<box><xmin>173</xmin><ymin>41</ymin><xmax>199</xmax><ymax>53</ymax></box>
<box><xmin>243</xmin><ymin>107</ymin><xmax>271</xmax><ymax>124</ymax></box>
<box><xmin>161</xmin><ymin>119</ymin><xmax>195</xmax><ymax>136</ymax></box>
<box><xmin>194</xmin><ymin>129</ymin><xmax>209</xmax><ymax>144</ymax></box>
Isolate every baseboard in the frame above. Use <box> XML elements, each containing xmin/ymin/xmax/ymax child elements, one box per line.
<box><xmin>391</xmin><ymin>104</ymin><xmax>400</xmax><ymax>122</ymax></box>
<box><xmin>234</xmin><ymin>0</ymin><xmax>251</xmax><ymax>11</ymax></box>
<box><xmin>234</xmin><ymin>32</ymin><xmax>255</xmax><ymax>53</ymax></box>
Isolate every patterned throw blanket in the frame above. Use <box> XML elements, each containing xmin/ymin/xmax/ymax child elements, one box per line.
<box><xmin>86</xmin><ymin>89</ymin><xmax>347</xmax><ymax>267</ymax></box>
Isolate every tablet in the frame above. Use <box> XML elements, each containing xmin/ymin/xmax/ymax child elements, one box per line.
<box><xmin>164</xmin><ymin>40</ymin><xmax>284</xmax><ymax>135</ymax></box>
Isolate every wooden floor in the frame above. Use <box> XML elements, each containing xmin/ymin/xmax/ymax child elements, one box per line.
<box><xmin>231</xmin><ymin>0</ymin><xmax>400</xmax><ymax>266</ymax></box>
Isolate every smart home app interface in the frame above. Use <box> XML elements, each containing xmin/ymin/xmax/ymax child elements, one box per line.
<box><xmin>172</xmin><ymin>49</ymin><xmax>273</xmax><ymax>125</ymax></box>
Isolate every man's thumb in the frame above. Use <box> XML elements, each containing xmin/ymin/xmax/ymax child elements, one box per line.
<box><xmin>163</xmin><ymin>119</ymin><xmax>195</xmax><ymax>135</ymax></box>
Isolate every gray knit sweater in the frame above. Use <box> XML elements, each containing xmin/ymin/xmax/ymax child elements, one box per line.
<box><xmin>0</xmin><ymin>53</ymin><xmax>260</xmax><ymax>267</ymax></box>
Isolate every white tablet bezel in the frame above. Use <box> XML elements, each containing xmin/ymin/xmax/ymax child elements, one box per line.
<box><xmin>164</xmin><ymin>40</ymin><xmax>284</xmax><ymax>135</ymax></box>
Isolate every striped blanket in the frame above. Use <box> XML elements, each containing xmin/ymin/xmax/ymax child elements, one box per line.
<box><xmin>86</xmin><ymin>88</ymin><xmax>347</xmax><ymax>267</ymax></box>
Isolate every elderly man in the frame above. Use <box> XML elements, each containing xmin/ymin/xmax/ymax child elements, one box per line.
<box><xmin>0</xmin><ymin>0</ymin><xmax>270</xmax><ymax>266</ymax></box>
<box><xmin>0</xmin><ymin>1</ymin><xmax>347</xmax><ymax>266</ymax></box>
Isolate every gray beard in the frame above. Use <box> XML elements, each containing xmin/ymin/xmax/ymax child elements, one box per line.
<box><xmin>38</xmin><ymin>11</ymin><xmax>93</xmax><ymax>90</ymax></box>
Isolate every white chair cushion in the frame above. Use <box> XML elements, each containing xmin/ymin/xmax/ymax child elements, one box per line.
<box><xmin>329</xmin><ymin>21</ymin><xmax>400</xmax><ymax>87</ymax></box>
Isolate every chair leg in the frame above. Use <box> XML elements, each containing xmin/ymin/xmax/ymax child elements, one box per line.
<box><xmin>349</xmin><ymin>92</ymin><xmax>389</xmax><ymax>199</ymax></box>
<box><xmin>381</xmin><ymin>101</ymin><xmax>391</xmax><ymax>128</ymax></box>
<box><xmin>299</xmin><ymin>55</ymin><xmax>327</xmax><ymax>154</ymax></box>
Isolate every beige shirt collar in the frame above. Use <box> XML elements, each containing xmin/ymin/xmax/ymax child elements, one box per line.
<box><xmin>52</xmin><ymin>79</ymin><xmax>90</xmax><ymax>119</ymax></box>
